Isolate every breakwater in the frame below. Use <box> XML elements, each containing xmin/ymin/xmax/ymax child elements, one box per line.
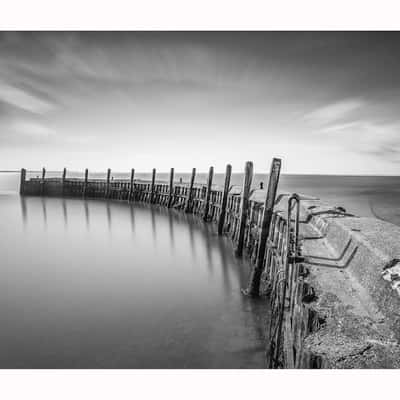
<box><xmin>19</xmin><ymin>161</ymin><xmax>400</xmax><ymax>368</ymax></box>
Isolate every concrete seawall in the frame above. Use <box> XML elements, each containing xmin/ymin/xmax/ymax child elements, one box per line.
<box><xmin>272</xmin><ymin>199</ymin><xmax>400</xmax><ymax>368</ymax></box>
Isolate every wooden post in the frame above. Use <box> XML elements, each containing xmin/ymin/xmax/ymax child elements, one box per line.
<box><xmin>185</xmin><ymin>168</ymin><xmax>196</xmax><ymax>213</ymax></box>
<box><xmin>244</xmin><ymin>158</ymin><xmax>282</xmax><ymax>296</ymax></box>
<box><xmin>218</xmin><ymin>164</ymin><xmax>232</xmax><ymax>235</ymax></box>
<box><xmin>62</xmin><ymin>167</ymin><xmax>67</xmax><ymax>196</ymax></box>
<box><xmin>83</xmin><ymin>168</ymin><xmax>88</xmax><ymax>198</ymax></box>
<box><xmin>106</xmin><ymin>168</ymin><xmax>111</xmax><ymax>198</ymax></box>
<box><xmin>203</xmin><ymin>166</ymin><xmax>214</xmax><ymax>221</ymax></box>
<box><xmin>167</xmin><ymin>167</ymin><xmax>175</xmax><ymax>208</ymax></box>
<box><xmin>150</xmin><ymin>168</ymin><xmax>156</xmax><ymax>203</ymax></box>
<box><xmin>19</xmin><ymin>168</ymin><xmax>26</xmax><ymax>195</ymax></box>
<box><xmin>128</xmin><ymin>168</ymin><xmax>135</xmax><ymax>202</ymax></box>
<box><xmin>40</xmin><ymin>167</ymin><xmax>46</xmax><ymax>196</ymax></box>
<box><xmin>234</xmin><ymin>161</ymin><xmax>253</xmax><ymax>257</ymax></box>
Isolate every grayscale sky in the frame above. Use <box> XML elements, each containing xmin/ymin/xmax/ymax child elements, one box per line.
<box><xmin>1</xmin><ymin>31</ymin><xmax>399</xmax><ymax>174</ymax></box>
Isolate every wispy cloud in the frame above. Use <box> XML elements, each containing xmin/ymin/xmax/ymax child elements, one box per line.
<box><xmin>0</xmin><ymin>82</ymin><xmax>54</xmax><ymax>114</ymax></box>
<box><xmin>302</xmin><ymin>96</ymin><xmax>400</xmax><ymax>164</ymax></box>
<box><xmin>11</xmin><ymin>121</ymin><xmax>55</xmax><ymax>137</ymax></box>
<box><xmin>303</xmin><ymin>98</ymin><xmax>364</xmax><ymax>125</ymax></box>
<box><xmin>1</xmin><ymin>32</ymin><xmax>400</xmax><ymax>173</ymax></box>
<box><xmin>319</xmin><ymin>119</ymin><xmax>400</xmax><ymax>162</ymax></box>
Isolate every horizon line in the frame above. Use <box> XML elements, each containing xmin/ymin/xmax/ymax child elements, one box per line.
<box><xmin>1</xmin><ymin>170</ymin><xmax>400</xmax><ymax>178</ymax></box>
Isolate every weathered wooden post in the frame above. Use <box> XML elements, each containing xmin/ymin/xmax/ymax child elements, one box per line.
<box><xmin>218</xmin><ymin>164</ymin><xmax>232</xmax><ymax>235</ymax></box>
<box><xmin>40</xmin><ymin>167</ymin><xmax>46</xmax><ymax>196</ymax></box>
<box><xmin>167</xmin><ymin>167</ymin><xmax>175</xmax><ymax>208</ymax></box>
<box><xmin>62</xmin><ymin>167</ymin><xmax>67</xmax><ymax>196</ymax></box>
<box><xmin>83</xmin><ymin>168</ymin><xmax>88</xmax><ymax>198</ymax></box>
<box><xmin>128</xmin><ymin>168</ymin><xmax>135</xmax><ymax>202</ymax></box>
<box><xmin>203</xmin><ymin>166</ymin><xmax>214</xmax><ymax>221</ymax></box>
<box><xmin>243</xmin><ymin>158</ymin><xmax>281</xmax><ymax>296</ymax></box>
<box><xmin>150</xmin><ymin>168</ymin><xmax>156</xmax><ymax>204</ymax></box>
<box><xmin>105</xmin><ymin>168</ymin><xmax>111</xmax><ymax>198</ymax></box>
<box><xmin>234</xmin><ymin>161</ymin><xmax>253</xmax><ymax>257</ymax></box>
<box><xmin>185</xmin><ymin>168</ymin><xmax>196</xmax><ymax>213</ymax></box>
<box><xmin>19</xmin><ymin>168</ymin><xmax>26</xmax><ymax>195</ymax></box>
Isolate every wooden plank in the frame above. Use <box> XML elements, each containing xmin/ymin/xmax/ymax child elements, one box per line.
<box><xmin>19</xmin><ymin>168</ymin><xmax>26</xmax><ymax>195</ymax></box>
<box><xmin>203</xmin><ymin>166</ymin><xmax>214</xmax><ymax>221</ymax></box>
<box><xmin>184</xmin><ymin>168</ymin><xmax>196</xmax><ymax>213</ymax></box>
<box><xmin>218</xmin><ymin>164</ymin><xmax>232</xmax><ymax>235</ymax></box>
<box><xmin>167</xmin><ymin>167</ymin><xmax>175</xmax><ymax>208</ymax></box>
<box><xmin>244</xmin><ymin>158</ymin><xmax>281</xmax><ymax>296</ymax></box>
<box><xmin>283</xmin><ymin>313</ymin><xmax>295</xmax><ymax>368</ymax></box>
<box><xmin>83</xmin><ymin>168</ymin><xmax>88</xmax><ymax>198</ymax></box>
<box><xmin>234</xmin><ymin>161</ymin><xmax>253</xmax><ymax>257</ymax></box>
<box><xmin>106</xmin><ymin>168</ymin><xmax>111</xmax><ymax>198</ymax></box>
<box><xmin>128</xmin><ymin>168</ymin><xmax>135</xmax><ymax>202</ymax></box>
<box><xmin>40</xmin><ymin>167</ymin><xmax>46</xmax><ymax>196</ymax></box>
<box><xmin>150</xmin><ymin>168</ymin><xmax>156</xmax><ymax>204</ymax></box>
<box><xmin>62</xmin><ymin>167</ymin><xmax>67</xmax><ymax>196</ymax></box>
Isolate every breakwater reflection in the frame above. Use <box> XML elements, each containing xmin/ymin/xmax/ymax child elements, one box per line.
<box><xmin>0</xmin><ymin>194</ymin><xmax>268</xmax><ymax>368</ymax></box>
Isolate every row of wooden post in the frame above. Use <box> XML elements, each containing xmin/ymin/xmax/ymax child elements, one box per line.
<box><xmin>19</xmin><ymin>158</ymin><xmax>281</xmax><ymax>296</ymax></box>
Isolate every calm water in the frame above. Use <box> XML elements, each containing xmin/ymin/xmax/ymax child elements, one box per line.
<box><xmin>0</xmin><ymin>174</ymin><xmax>268</xmax><ymax>368</ymax></box>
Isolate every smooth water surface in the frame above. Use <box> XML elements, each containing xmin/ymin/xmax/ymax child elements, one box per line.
<box><xmin>0</xmin><ymin>186</ymin><xmax>268</xmax><ymax>368</ymax></box>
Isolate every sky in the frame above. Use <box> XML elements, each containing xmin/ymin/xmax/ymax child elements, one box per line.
<box><xmin>1</xmin><ymin>31</ymin><xmax>400</xmax><ymax>174</ymax></box>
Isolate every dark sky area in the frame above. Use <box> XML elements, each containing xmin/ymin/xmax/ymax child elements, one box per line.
<box><xmin>1</xmin><ymin>31</ymin><xmax>400</xmax><ymax>174</ymax></box>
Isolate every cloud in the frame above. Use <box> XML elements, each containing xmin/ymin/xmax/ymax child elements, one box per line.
<box><xmin>0</xmin><ymin>82</ymin><xmax>54</xmax><ymax>114</ymax></box>
<box><xmin>318</xmin><ymin>118</ymin><xmax>400</xmax><ymax>162</ymax></box>
<box><xmin>303</xmin><ymin>99</ymin><xmax>364</xmax><ymax>125</ymax></box>
<box><xmin>11</xmin><ymin>121</ymin><xmax>55</xmax><ymax>137</ymax></box>
<box><xmin>302</xmin><ymin>98</ymin><xmax>400</xmax><ymax>163</ymax></box>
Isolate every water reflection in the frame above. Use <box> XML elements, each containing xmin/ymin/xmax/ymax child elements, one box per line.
<box><xmin>62</xmin><ymin>199</ymin><xmax>68</xmax><ymax>228</ymax></box>
<box><xmin>106</xmin><ymin>201</ymin><xmax>112</xmax><ymax>232</ymax></box>
<box><xmin>187</xmin><ymin>214</ymin><xmax>197</xmax><ymax>260</ymax></box>
<box><xmin>129</xmin><ymin>205</ymin><xmax>135</xmax><ymax>236</ymax></box>
<box><xmin>203</xmin><ymin>221</ymin><xmax>214</xmax><ymax>274</ymax></box>
<box><xmin>217</xmin><ymin>235</ymin><xmax>232</xmax><ymax>295</ymax></box>
<box><xmin>20</xmin><ymin>196</ymin><xmax>27</xmax><ymax>227</ymax></box>
<box><xmin>42</xmin><ymin>197</ymin><xmax>47</xmax><ymax>229</ymax></box>
<box><xmin>84</xmin><ymin>201</ymin><xmax>90</xmax><ymax>231</ymax></box>
<box><xmin>7</xmin><ymin>195</ymin><xmax>268</xmax><ymax>368</ymax></box>
<box><xmin>168</xmin><ymin>211</ymin><xmax>175</xmax><ymax>252</ymax></box>
<box><xmin>150</xmin><ymin>206</ymin><xmax>157</xmax><ymax>246</ymax></box>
